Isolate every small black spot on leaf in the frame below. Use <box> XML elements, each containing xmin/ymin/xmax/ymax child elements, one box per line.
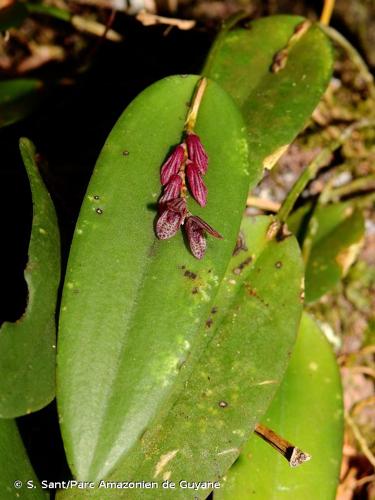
<box><xmin>184</xmin><ymin>270</ymin><xmax>197</xmax><ymax>280</ymax></box>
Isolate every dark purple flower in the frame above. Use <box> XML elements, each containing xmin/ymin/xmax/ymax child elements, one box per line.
<box><xmin>156</xmin><ymin>209</ymin><xmax>183</xmax><ymax>240</ymax></box>
<box><xmin>188</xmin><ymin>215</ymin><xmax>223</xmax><ymax>239</ymax></box>
<box><xmin>160</xmin><ymin>145</ymin><xmax>185</xmax><ymax>185</ymax></box>
<box><xmin>159</xmin><ymin>174</ymin><xmax>182</xmax><ymax>204</ymax></box>
<box><xmin>166</xmin><ymin>197</ymin><xmax>188</xmax><ymax>218</ymax></box>
<box><xmin>186</xmin><ymin>162</ymin><xmax>207</xmax><ymax>207</ymax></box>
<box><xmin>186</xmin><ymin>133</ymin><xmax>208</xmax><ymax>174</ymax></box>
<box><xmin>185</xmin><ymin>215</ymin><xmax>222</xmax><ymax>259</ymax></box>
<box><xmin>156</xmin><ymin>198</ymin><xmax>187</xmax><ymax>240</ymax></box>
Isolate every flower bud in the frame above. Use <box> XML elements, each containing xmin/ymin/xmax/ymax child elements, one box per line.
<box><xmin>160</xmin><ymin>145</ymin><xmax>185</xmax><ymax>185</ymax></box>
<box><xmin>186</xmin><ymin>162</ymin><xmax>207</xmax><ymax>207</ymax></box>
<box><xmin>186</xmin><ymin>133</ymin><xmax>208</xmax><ymax>174</ymax></box>
<box><xmin>159</xmin><ymin>174</ymin><xmax>182</xmax><ymax>204</ymax></box>
<box><xmin>187</xmin><ymin>215</ymin><xmax>223</xmax><ymax>239</ymax></box>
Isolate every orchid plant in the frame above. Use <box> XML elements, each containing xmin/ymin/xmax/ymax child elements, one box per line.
<box><xmin>156</xmin><ymin>78</ymin><xmax>222</xmax><ymax>259</ymax></box>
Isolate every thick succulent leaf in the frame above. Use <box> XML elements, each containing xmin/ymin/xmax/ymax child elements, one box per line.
<box><xmin>304</xmin><ymin>203</ymin><xmax>365</xmax><ymax>303</ymax></box>
<box><xmin>56</xmin><ymin>215</ymin><xmax>303</xmax><ymax>498</ymax></box>
<box><xmin>204</xmin><ymin>15</ymin><xmax>333</xmax><ymax>174</ymax></box>
<box><xmin>217</xmin><ymin>313</ymin><xmax>343</xmax><ymax>499</ymax></box>
<box><xmin>0</xmin><ymin>138</ymin><xmax>60</xmax><ymax>417</ymax></box>
<box><xmin>57</xmin><ymin>75</ymin><xmax>254</xmax><ymax>482</ymax></box>
<box><xmin>0</xmin><ymin>79</ymin><xmax>42</xmax><ymax>128</ymax></box>
<box><xmin>0</xmin><ymin>418</ymin><xmax>46</xmax><ymax>499</ymax></box>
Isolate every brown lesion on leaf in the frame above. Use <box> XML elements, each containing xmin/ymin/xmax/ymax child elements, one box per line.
<box><xmin>211</xmin><ymin>306</ymin><xmax>218</xmax><ymax>314</ymax></box>
<box><xmin>233</xmin><ymin>231</ymin><xmax>248</xmax><ymax>256</ymax></box>
<box><xmin>266</xmin><ymin>220</ymin><xmax>281</xmax><ymax>240</ymax></box>
<box><xmin>244</xmin><ymin>283</ymin><xmax>257</xmax><ymax>297</ymax></box>
<box><xmin>271</xmin><ymin>20</ymin><xmax>312</xmax><ymax>73</ymax></box>
<box><xmin>267</xmin><ymin>220</ymin><xmax>292</xmax><ymax>242</ymax></box>
<box><xmin>277</xmin><ymin>224</ymin><xmax>292</xmax><ymax>241</ymax></box>
<box><xmin>244</xmin><ymin>282</ymin><xmax>269</xmax><ymax>307</ymax></box>
<box><xmin>233</xmin><ymin>256</ymin><xmax>253</xmax><ymax>275</ymax></box>
<box><xmin>191</xmin><ymin>287</ymin><xmax>199</xmax><ymax>294</ymax></box>
<box><xmin>206</xmin><ymin>318</ymin><xmax>213</xmax><ymax>328</ymax></box>
<box><xmin>184</xmin><ymin>269</ymin><xmax>197</xmax><ymax>280</ymax></box>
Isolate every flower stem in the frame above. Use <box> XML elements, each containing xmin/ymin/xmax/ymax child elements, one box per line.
<box><xmin>320</xmin><ymin>0</ymin><xmax>336</xmax><ymax>26</ymax></box>
<box><xmin>185</xmin><ymin>77</ymin><xmax>207</xmax><ymax>132</ymax></box>
<box><xmin>323</xmin><ymin>174</ymin><xmax>375</xmax><ymax>203</ymax></box>
<box><xmin>320</xmin><ymin>25</ymin><xmax>375</xmax><ymax>100</ymax></box>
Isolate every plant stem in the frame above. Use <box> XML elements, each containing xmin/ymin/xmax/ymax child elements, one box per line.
<box><xmin>345</xmin><ymin>412</ymin><xmax>375</xmax><ymax>468</ymax></box>
<box><xmin>25</xmin><ymin>2</ymin><xmax>122</xmax><ymax>41</ymax></box>
<box><xmin>277</xmin><ymin>119</ymin><xmax>375</xmax><ymax>224</ymax></box>
<box><xmin>255</xmin><ymin>423</ymin><xmax>311</xmax><ymax>467</ymax></box>
<box><xmin>185</xmin><ymin>77</ymin><xmax>207</xmax><ymax>132</ymax></box>
<box><xmin>320</xmin><ymin>0</ymin><xmax>336</xmax><ymax>26</ymax></box>
<box><xmin>326</xmin><ymin>174</ymin><xmax>375</xmax><ymax>202</ymax></box>
<box><xmin>320</xmin><ymin>25</ymin><xmax>375</xmax><ymax>99</ymax></box>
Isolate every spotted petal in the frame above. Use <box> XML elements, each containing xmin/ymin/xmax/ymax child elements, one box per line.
<box><xmin>156</xmin><ymin>209</ymin><xmax>183</xmax><ymax>240</ymax></box>
<box><xmin>185</xmin><ymin>216</ymin><xmax>207</xmax><ymax>259</ymax></box>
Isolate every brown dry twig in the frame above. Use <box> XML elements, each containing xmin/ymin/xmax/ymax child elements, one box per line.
<box><xmin>136</xmin><ymin>10</ymin><xmax>196</xmax><ymax>30</ymax></box>
<box><xmin>246</xmin><ymin>196</ymin><xmax>281</xmax><ymax>213</ymax></box>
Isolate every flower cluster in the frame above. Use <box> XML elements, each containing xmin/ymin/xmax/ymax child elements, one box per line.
<box><xmin>156</xmin><ymin>132</ymin><xmax>222</xmax><ymax>259</ymax></box>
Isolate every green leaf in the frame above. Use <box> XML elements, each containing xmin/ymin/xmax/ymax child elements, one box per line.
<box><xmin>0</xmin><ymin>138</ymin><xmax>60</xmax><ymax>417</ymax></box>
<box><xmin>55</xmin><ymin>215</ymin><xmax>303</xmax><ymax>498</ymax></box>
<box><xmin>0</xmin><ymin>2</ymin><xmax>28</xmax><ymax>31</ymax></box>
<box><xmin>204</xmin><ymin>15</ymin><xmax>333</xmax><ymax>173</ymax></box>
<box><xmin>217</xmin><ymin>313</ymin><xmax>343</xmax><ymax>499</ymax></box>
<box><xmin>0</xmin><ymin>419</ymin><xmax>46</xmax><ymax>499</ymax></box>
<box><xmin>304</xmin><ymin>203</ymin><xmax>365</xmax><ymax>303</ymax></box>
<box><xmin>57</xmin><ymin>75</ymin><xmax>254</xmax><ymax>482</ymax></box>
<box><xmin>286</xmin><ymin>201</ymin><xmax>313</xmax><ymax>241</ymax></box>
<box><xmin>0</xmin><ymin>79</ymin><xmax>42</xmax><ymax>128</ymax></box>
